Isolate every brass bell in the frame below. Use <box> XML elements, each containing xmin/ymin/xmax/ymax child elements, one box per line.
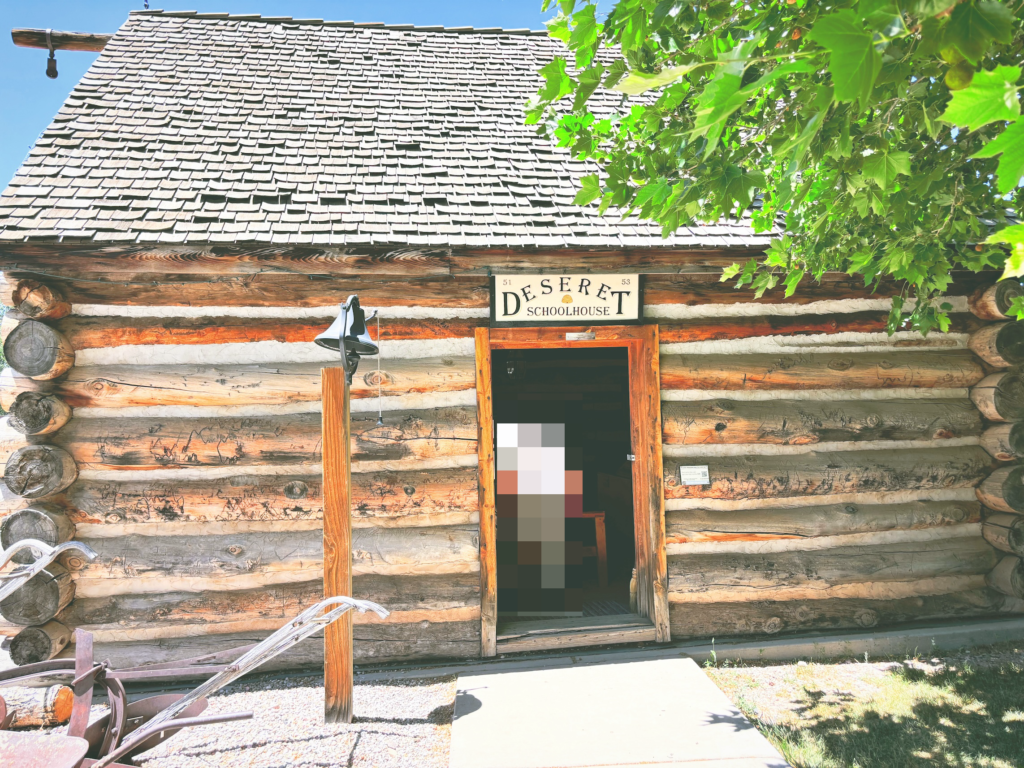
<box><xmin>314</xmin><ymin>295</ymin><xmax>379</xmax><ymax>356</ymax></box>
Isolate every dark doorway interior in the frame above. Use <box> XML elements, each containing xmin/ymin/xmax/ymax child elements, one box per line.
<box><xmin>491</xmin><ymin>347</ymin><xmax>636</xmax><ymax>631</ymax></box>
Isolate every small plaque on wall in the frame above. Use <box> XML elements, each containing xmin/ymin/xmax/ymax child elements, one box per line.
<box><xmin>678</xmin><ymin>465</ymin><xmax>710</xmax><ymax>486</ymax></box>
<box><xmin>490</xmin><ymin>274</ymin><xmax>643</xmax><ymax>326</ymax></box>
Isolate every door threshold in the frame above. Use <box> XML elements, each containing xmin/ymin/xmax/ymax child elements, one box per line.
<box><xmin>496</xmin><ymin>613</ymin><xmax>656</xmax><ymax>653</ymax></box>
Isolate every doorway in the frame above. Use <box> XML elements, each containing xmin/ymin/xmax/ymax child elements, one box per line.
<box><xmin>474</xmin><ymin>326</ymin><xmax>670</xmax><ymax>655</ymax></box>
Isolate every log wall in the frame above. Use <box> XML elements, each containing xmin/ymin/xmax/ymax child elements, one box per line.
<box><xmin>0</xmin><ymin>259</ymin><xmax>1018</xmax><ymax>665</ymax></box>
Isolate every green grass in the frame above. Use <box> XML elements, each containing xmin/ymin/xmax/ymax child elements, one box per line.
<box><xmin>726</xmin><ymin>661</ymin><xmax>1024</xmax><ymax>768</ymax></box>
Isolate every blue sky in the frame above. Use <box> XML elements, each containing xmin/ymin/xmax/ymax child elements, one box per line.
<box><xmin>0</xmin><ymin>0</ymin><xmax>603</xmax><ymax>187</ymax></box>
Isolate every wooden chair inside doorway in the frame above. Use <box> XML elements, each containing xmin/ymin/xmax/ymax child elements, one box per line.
<box><xmin>580</xmin><ymin>511</ymin><xmax>608</xmax><ymax>588</ymax></box>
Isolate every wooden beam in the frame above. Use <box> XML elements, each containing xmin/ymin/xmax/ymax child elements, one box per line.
<box><xmin>666</xmin><ymin>501</ymin><xmax>981</xmax><ymax>544</ymax></box>
<box><xmin>664</xmin><ymin>446</ymin><xmax>993</xmax><ymax>501</ymax></box>
<box><xmin>37</xmin><ymin>467</ymin><xmax>478</xmax><ymax>528</ymax></box>
<box><xmin>667</xmin><ymin>536</ymin><xmax>999</xmax><ymax>603</ymax></box>
<box><xmin>0</xmin><ymin>357</ymin><xmax>476</xmax><ymax>409</ymax></box>
<box><xmin>662</xmin><ymin>398</ymin><xmax>981</xmax><ymax>445</ymax></box>
<box><xmin>69</xmin><ymin>526</ymin><xmax>478</xmax><ymax>593</ymax></box>
<box><xmin>669</xmin><ymin>588</ymin><xmax>1022</xmax><ymax>640</ymax></box>
<box><xmin>61</xmin><ymin>574</ymin><xmax>480</xmax><ymax>630</ymax></box>
<box><xmin>75</xmin><ymin>621</ymin><xmax>482</xmax><ymax>671</ymax></box>
<box><xmin>474</xmin><ymin>327</ymin><xmax>496</xmax><ymax>657</ymax></box>
<box><xmin>46</xmin><ymin>315</ymin><xmax>484</xmax><ymax>349</ymax></box>
<box><xmin>322</xmin><ymin>366</ymin><xmax>352</xmax><ymax>723</ymax></box>
<box><xmin>0</xmin><ymin>245</ymin><xmax>453</xmax><ymax>276</ymax></box>
<box><xmin>660</xmin><ymin>351</ymin><xmax>985</xmax><ymax>391</ymax></box>
<box><xmin>1</xmin><ymin>272</ymin><xmax>490</xmax><ymax>309</ymax></box>
<box><xmin>11</xmin><ymin>28</ymin><xmax>112</xmax><ymax>52</ymax></box>
<box><xmin>0</xmin><ymin>407</ymin><xmax>477</xmax><ymax>470</ymax></box>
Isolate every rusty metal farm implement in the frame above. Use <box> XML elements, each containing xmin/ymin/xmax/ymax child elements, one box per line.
<box><xmin>0</xmin><ymin>539</ymin><xmax>388</xmax><ymax>767</ymax></box>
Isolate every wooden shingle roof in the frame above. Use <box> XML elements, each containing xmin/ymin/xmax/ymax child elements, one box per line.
<box><xmin>0</xmin><ymin>10</ymin><xmax>767</xmax><ymax>249</ymax></box>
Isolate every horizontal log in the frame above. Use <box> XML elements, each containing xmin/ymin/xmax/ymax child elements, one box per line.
<box><xmin>11</xmin><ymin>28</ymin><xmax>112</xmax><ymax>51</ymax></box>
<box><xmin>659</xmin><ymin>311</ymin><xmax>981</xmax><ymax>344</ymax></box>
<box><xmin>73</xmin><ymin>526</ymin><xmax>479</xmax><ymax>593</ymax></box>
<box><xmin>5</xmin><ymin>270</ymin><xmax>992</xmax><ymax>310</ymax></box>
<box><xmin>660</xmin><ymin>351</ymin><xmax>984</xmax><ymax>391</ymax></box>
<box><xmin>987</xmin><ymin>555</ymin><xmax>1024</xmax><ymax>599</ymax></box>
<box><xmin>0</xmin><ymin>503</ymin><xmax>75</xmax><ymax>563</ymax></box>
<box><xmin>969</xmin><ymin>280</ymin><xmax>1024</xmax><ymax>320</ymax></box>
<box><xmin>668</xmin><ymin>536</ymin><xmax>999</xmax><ymax>602</ymax></box>
<box><xmin>980</xmin><ymin>422</ymin><xmax>1024</xmax><ymax>461</ymax></box>
<box><xmin>6</xmin><ymin>392</ymin><xmax>72</xmax><ymax>436</ymax></box>
<box><xmin>666</xmin><ymin>501</ymin><xmax>981</xmax><ymax>543</ymax></box>
<box><xmin>61</xmin><ymin>574</ymin><xmax>479</xmax><ymax>629</ymax></box>
<box><xmin>4</xmin><ymin>445</ymin><xmax>77</xmax><ymax>499</ymax></box>
<box><xmin>664</xmin><ymin>446</ymin><xmax>993</xmax><ymax>501</ymax></box>
<box><xmin>976</xmin><ymin>465</ymin><xmax>1024</xmax><ymax>513</ymax></box>
<box><xmin>0</xmin><ymin>245</ymin><xmax>454</xmax><ymax>276</ymax></box>
<box><xmin>83</xmin><ymin>621</ymin><xmax>481</xmax><ymax>669</ymax></box>
<box><xmin>47</xmin><ymin>466</ymin><xmax>477</xmax><ymax>527</ymax></box>
<box><xmin>646</xmin><ymin>272</ymin><xmax>994</xmax><ymax>308</ymax></box>
<box><xmin>9</xmin><ymin>621</ymin><xmax>71</xmax><ymax>665</ymax></box>
<box><xmin>970</xmin><ymin>369</ymin><xmax>1024</xmax><ymax>421</ymax></box>
<box><xmin>0</xmin><ymin>407</ymin><xmax>476</xmax><ymax>470</ymax></box>
<box><xmin>669</xmin><ymin>588</ymin><xmax>1023</xmax><ymax>640</ymax></box>
<box><xmin>0</xmin><ymin>685</ymin><xmax>73</xmax><ymax>728</ymax></box>
<box><xmin>0</xmin><ymin>563</ymin><xmax>74</xmax><ymax>626</ymax></box>
<box><xmin>982</xmin><ymin>513</ymin><xmax>1024</xmax><ymax>556</ymax></box>
<box><xmin>49</xmin><ymin>315</ymin><xmax>485</xmax><ymax>349</ymax></box>
<box><xmin>968</xmin><ymin>322</ymin><xmax>1024</xmax><ymax>368</ymax></box>
<box><xmin>1</xmin><ymin>319</ymin><xmax>75</xmax><ymax>380</ymax></box>
<box><xmin>662</xmin><ymin>399</ymin><xmax>981</xmax><ymax>446</ymax></box>
<box><xmin>43</xmin><ymin>311</ymin><xmax>979</xmax><ymax>350</ymax></box>
<box><xmin>0</xmin><ymin>357</ymin><xmax>475</xmax><ymax>409</ymax></box>
<box><xmin>2</xmin><ymin>271</ymin><xmax>491</xmax><ymax>308</ymax></box>
<box><xmin>0</xmin><ymin>278</ymin><xmax>70</xmax><ymax>320</ymax></box>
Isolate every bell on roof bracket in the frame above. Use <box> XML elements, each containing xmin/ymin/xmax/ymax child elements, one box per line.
<box><xmin>314</xmin><ymin>295</ymin><xmax>378</xmax><ymax>384</ymax></box>
<box><xmin>45</xmin><ymin>29</ymin><xmax>58</xmax><ymax>79</ymax></box>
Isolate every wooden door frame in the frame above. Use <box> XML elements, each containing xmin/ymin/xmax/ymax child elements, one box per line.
<box><xmin>474</xmin><ymin>324</ymin><xmax>670</xmax><ymax>657</ymax></box>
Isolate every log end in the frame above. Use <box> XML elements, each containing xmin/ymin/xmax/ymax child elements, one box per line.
<box><xmin>2</xmin><ymin>320</ymin><xmax>75</xmax><ymax>380</ymax></box>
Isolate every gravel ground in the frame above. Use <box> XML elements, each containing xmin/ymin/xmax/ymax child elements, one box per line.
<box><xmin>129</xmin><ymin>674</ymin><xmax>457</xmax><ymax>768</ymax></box>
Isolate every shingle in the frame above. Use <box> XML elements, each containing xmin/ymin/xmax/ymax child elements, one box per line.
<box><xmin>0</xmin><ymin>13</ymin><xmax>764</xmax><ymax>249</ymax></box>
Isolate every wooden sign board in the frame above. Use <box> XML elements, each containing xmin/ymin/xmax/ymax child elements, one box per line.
<box><xmin>490</xmin><ymin>274</ymin><xmax>643</xmax><ymax>326</ymax></box>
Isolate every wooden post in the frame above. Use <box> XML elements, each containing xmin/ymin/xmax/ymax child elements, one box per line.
<box><xmin>474</xmin><ymin>327</ymin><xmax>496</xmax><ymax>657</ymax></box>
<box><xmin>322</xmin><ymin>366</ymin><xmax>353</xmax><ymax>724</ymax></box>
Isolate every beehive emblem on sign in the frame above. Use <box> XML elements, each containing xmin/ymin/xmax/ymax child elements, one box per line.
<box><xmin>562</xmin><ymin>295</ymin><xmax>573</xmax><ymax>304</ymax></box>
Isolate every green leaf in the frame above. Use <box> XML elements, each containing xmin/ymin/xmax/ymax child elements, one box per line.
<box><xmin>783</xmin><ymin>268</ymin><xmax>805</xmax><ymax>298</ymax></box>
<box><xmin>691</xmin><ymin>52</ymin><xmax>813</xmax><ymax>157</ymax></box>
<box><xmin>602</xmin><ymin>59</ymin><xmax>629</xmax><ymax>89</ymax></box>
<box><xmin>972</xmin><ymin>117</ymin><xmax>1024</xmax><ymax>193</ymax></box>
<box><xmin>862</xmin><ymin>149</ymin><xmax>911</xmax><ymax>190</ymax></box>
<box><xmin>573</xmin><ymin>64</ymin><xmax>605</xmax><ymax>111</ymax></box>
<box><xmin>859</xmin><ymin>0</ymin><xmax>908</xmax><ymax>38</ymax></box>
<box><xmin>808</xmin><ymin>10</ymin><xmax>882</xmax><ymax>111</ymax></box>
<box><xmin>720</xmin><ymin>263</ymin><xmax>742</xmax><ymax>282</ymax></box>
<box><xmin>910</xmin><ymin>0</ymin><xmax>958</xmax><ymax>16</ymax></box>
<box><xmin>573</xmin><ymin>174</ymin><xmax>602</xmax><ymax>205</ymax></box>
<box><xmin>946</xmin><ymin>1</ymin><xmax>1013</xmax><ymax>64</ymax></box>
<box><xmin>939</xmin><ymin>65</ymin><xmax>1021</xmax><ymax>130</ymax></box>
<box><xmin>570</xmin><ymin>4</ymin><xmax>600</xmax><ymax>67</ymax></box>
<box><xmin>613</xmin><ymin>63</ymin><xmax>703</xmax><ymax>95</ymax></box>
<box><xmin>546</xmin><ymin>14</ymin><xmax>571</xmax><ymax>43</ymax></box>
<box><xmin>537</xmin><ymin>57</ymin><xmax>574</xmax><ymax>104</ymax></box>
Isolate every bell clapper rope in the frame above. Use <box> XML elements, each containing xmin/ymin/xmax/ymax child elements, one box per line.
<box><xmin>376</xmin><ymin>313</ymin><xmax>384</xmax><ymax>426</ymax></box>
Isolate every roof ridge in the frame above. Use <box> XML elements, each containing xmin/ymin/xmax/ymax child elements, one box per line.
<box><xmin>129</xmin><ymin>9</ymin><xmax>548</xmax><ymax>35</ymax></box>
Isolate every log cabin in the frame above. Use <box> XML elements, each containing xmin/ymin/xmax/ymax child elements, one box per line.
<box><xmin>1</xmin><ymin>9</ymin><xmax>1023</xmax><ymax>669</ymax></box>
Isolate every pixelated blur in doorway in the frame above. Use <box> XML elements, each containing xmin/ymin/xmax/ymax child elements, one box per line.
<box><xmin>495</xmin><ymin>422</ymin><xmax>584</xmax><ymax>617</ymax></box>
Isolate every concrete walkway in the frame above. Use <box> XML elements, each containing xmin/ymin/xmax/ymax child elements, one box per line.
<box><xmin>449</xmin><ymin>656</ymin><xmax>788</xmax><ymax>768</ymax></box>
